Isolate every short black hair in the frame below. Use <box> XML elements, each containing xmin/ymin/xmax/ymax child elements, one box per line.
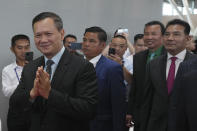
<box><xmin>11</xmin><ymin>34</ymin><xmax>30</xmax><ymax>47</ymax></box>
<box><xmin>32</xmin><ymin>12</ymin><xmax>63</xmax><ymax>31</ymax></box>
<box><xmin>134</xmin><ymin>34</ymin><xmax>144</xmax><ymax>43</ymax></box>
<box><xmin>63</xmin><ymin>34</ymin><xmax>77</xmax><ymax>44</ymax></box>
<box><xmin>113</xmin><ymin>28</ymin><xmax>121</xmax><ymax>37</ymax></box>
<box><xmin>165</xmin><ymin>19</ymin><xmax>190</xmax><ymax>35</ymax></box>
<box><xmin>113</xmin><ymin>35</ymin><xmax>127</xmax><ymax>41</ymax></box>
<box><xmin>84</xmin><ymin>26</ymin><xmax>107</xmax><ymax>42</ymax></box>
<box><xmin>144</xmin><ymin>21</ymin><xmax>165</xmax><ymax>35</ymax></box>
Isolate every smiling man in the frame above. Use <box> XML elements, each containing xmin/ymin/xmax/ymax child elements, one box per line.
<box><xmin>127</xmin><ymin>21</ymin><xmax>166</xmax><ymax>131</ymax></box>
<box><xmin>140</xmin><ymin>19</ymin><xmax>196</xmax><ymax>131</ymax></box>
<box><xmin>7</xmin><ymin>12</ymin><xmax>97</xmax><ymax>131</ymax></box>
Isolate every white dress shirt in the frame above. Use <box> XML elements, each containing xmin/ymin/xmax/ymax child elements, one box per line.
<box><xmin>123</xmin><ymin>48</ymin><xmax>131</xmax><ymax>59</ymax></box>
<box><xmin>166</xmin><ymin>49</ymin><xmax>186</xmax><ymax>79</ymax></box>
<box><xmin>89</xmin><ymin>54</ymin><xmax>102</xmax><ymax>68</ymax></box>
<box><xmin>123</xmin><ymin>55</ymin><xmax>133</xmax><ymax>102</ymax></box>
<box><xmin>123</xmin><ymin>55</ymin><xmax>133</xmax><ymax>74</ymax></box>
<box><xmin>2</xmin><ymin>61</ymin><xmax>23</xmax><ymax>97</ymax></box>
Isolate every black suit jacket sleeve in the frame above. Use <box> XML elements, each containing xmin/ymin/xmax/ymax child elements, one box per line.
<box><xmin>9</xmin><ymin>65</ymin><xmax>34</xmax><ymax>112</ymax></box>
<box><xmin>139</xmin><ymin>62</ymin><xmax>154</xmax><ymax>131</ymax></box>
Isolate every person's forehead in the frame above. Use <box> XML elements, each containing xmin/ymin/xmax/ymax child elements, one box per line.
<box><xmin>66</xmin><ymin>37</ymin><xmax>76</xmax><ymax>41</ymax></box>
<box><xmin>136</xmin><ymin>38</ymin><xmax>144</xmax><ymax>43</ymax></box>
<box><xmin>15</xmin><ymin>39</ymin><xmax>30</xmax><ymax>45</ymax></box>
<box><xmin>33</xmin><ymin>18</ymin><xmax>57</xmax><ymax>32</ymax></box>
<box><xmin>145</xmin><ymin>25</ymin><xmax>161</xmax><ymax>32</ymax></box>
<box><xmin>112</xmin><ymin>37</ymin><xmax>126</xmax><ymax>44</ymax></box>
<box><xmin>165</xmin><ymin>24</ymin><xmax>185</xmax><ymax>32</ymax></box>
<box><xmin>84</xmin><ymin>32</ymin><xmax>99</xmax><ymax>39</ymax></box>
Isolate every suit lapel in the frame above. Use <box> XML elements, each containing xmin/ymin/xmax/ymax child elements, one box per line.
<box><xmin>95</xmin><ymin>55</ymin><xmax>105</xmax><ymax>71</ymax></box>
<box><xmin>183</xmin><ymin>51</ymin><xmax>192</xmax><ymax>61</ymax></box>
<box><xmin>161</xmin><ymin>55</ymin><xmax>168</xmax><ymax>95</ymax></box>
<box><xmin>170</xmin><ymin>51</ymin><xmax>194</xmax><ymax>96</ymax></box>
<box><xmin>142</xmin><ymin>50</ymin><xmax>149</xmax><ymax>65</ymax></box>
<box><xmin>50</xmin><ymin>50</ymin><xmax>70</xmax><ymax>89</ymax></box>
<box><xmin>32</xmin><ymin>56</ymin><xmax>45</xmax><ymax>78</ymax></box>
<box><xmin>175</xmin><ymin>51</ymin><xmax>193</xmax><ymax>80</ymax></box>
<box><xmin>35</xmin><ymin>56</ymin><xmax>45</xmax><ymax>69</ymax></box>
<box><xmin>39</xmin><ymin>57</ymin><xmax>45</xmax><ymax>67</ymax></box>
<box><xmin>155</xmin><ymin>54</ymin><xmax>168</xmax><ymax>96</ymax></box>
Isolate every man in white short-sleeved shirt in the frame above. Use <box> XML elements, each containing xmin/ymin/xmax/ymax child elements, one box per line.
<box><xmin>2</xmin><ymin>34</ymin><xmax>30</xmax><ymax>97</ymax></box>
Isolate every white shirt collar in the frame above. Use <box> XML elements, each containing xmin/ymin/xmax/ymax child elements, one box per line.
<box><xmin>89</xmin><ymin>54</ymin><xmax>102</xmax><ymax>68</ymax></box>
<box><xmin>13</xmin><ymin>61</ymin><xmax>23</xmax><ymax>69</ymax></box>
<box><xmin>167</xmin><ymin>49</ymin><xmax>186</xmax><ymax>60</ymax></box>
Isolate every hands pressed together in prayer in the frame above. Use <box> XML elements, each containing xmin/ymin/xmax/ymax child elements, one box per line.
<box><xmin>30</xmin><ymin>66</ymin><xmax>51</xmax><ymax>99</ymax></box>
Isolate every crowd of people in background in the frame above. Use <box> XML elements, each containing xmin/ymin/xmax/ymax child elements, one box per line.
<box><xmin>1</xmin><ymin>11</ymin><xmax>197</xmax><ymax>131</ymax></box>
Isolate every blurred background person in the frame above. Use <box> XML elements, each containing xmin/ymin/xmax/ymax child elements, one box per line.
<box><xmin>2</xmin><ymin>34</ymin><xmax>31</xmax><ymax>97</ymax></box>
<box><xmin>186</xmin><ymin>36</ymin><xmax>197</xmax><ymax>54</ymax></box>
<box><xmin>108</xmin><ymin>35</ymin><xmax>133</xmax><ymax>131</ymax></box>
<box><xmin>133</xmin><ymin>34</ymin><xmax>147</xmax><ymax>54</ymax></box>
<box><xmin>63</xmin><ymin>34</ymin><xmax>83</xmax><ymax>56</ymax></box>
<box><xmin>127</xmin><ymin>21</ymin><xmax>166</xmax><ymax>131</ymax></box>
<box><xmin>102</xmin><ymin>28</ymin><xmax>135</xmax><ymax>57</ymax></box>
<box><xmin>140</xmin><ymin>18</ymin><xmax>196</xmax><ymax>131</ymax></box>
<box><xmin>82</xmin><ymin>26</ymin><xmax>126</xmax><ymax>131</ymax></box>
<box><xmin>63</xmin><ymin>34</ymin><xmax>77</xmax><ymax>50</ymax></box>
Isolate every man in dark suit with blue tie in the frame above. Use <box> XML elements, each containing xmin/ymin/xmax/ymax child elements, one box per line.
<box><xmin>7</xmin><ymin>12</ymin><xmax>98</xmax><ymax>131</ymax></box>
<box><xmin>82</xmin><ymin>26</ymin><xmax>126</xmax><ymax>131</ymax></box>
<box><xmin>140</xmin><ymin>19</ymin><xmax>196</xmax><ymax>131</ymax></box>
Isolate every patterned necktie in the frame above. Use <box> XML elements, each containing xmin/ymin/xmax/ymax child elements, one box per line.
<box><xmin>46</xmin><ymin>59</ymin><xmax>54</xmax><ymax>79</ymax></box>
<box><xmin>167</xmin><ymin>57</ymin><xmax>177</xmax><ymax>95</ymax></box>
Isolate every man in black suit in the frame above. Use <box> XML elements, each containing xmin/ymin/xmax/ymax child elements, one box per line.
<box><xmin>175</xmin><ymin>57</ymin><xmax>197</xmax><ymax>131</ymax></box>
<box><xmin>7</xmin><ymin>12</ymin><xmax>98</xmax><ymax>131</ymax></box>
<box><xmin>127</xmin><ymin>21</ymin><xmax>165</xmax><ymax>131</ymax></box>
<box><xmin>140</xmin><ymin>19</ymin><xmax>196</xmax><ymax>131</ymax></box>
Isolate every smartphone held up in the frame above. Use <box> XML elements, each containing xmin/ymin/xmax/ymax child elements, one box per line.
<box><xmin>25</xmin><ymin>51</ymin><xmax>33</xmax><ymax>62</ymax></box>
<box><xmin>108</xmin><ymin>48</ymin><xmax>116</xmax><ymax>55</ymax></box>
<box><xmin>70</xmin><ymin>43</ymin><xmax>82</xmax><ymax>50</ymax></box>
<box><xmin>117</xmin><ymin>29</ymin><xmax>129</xmax><ymax>35</ymax></box>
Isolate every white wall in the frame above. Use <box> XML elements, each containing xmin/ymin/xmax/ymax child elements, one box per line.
<box><xmin>0</xmin><ymin>0</ymin><xmax>162</xmax><ymax>130</ymax></box>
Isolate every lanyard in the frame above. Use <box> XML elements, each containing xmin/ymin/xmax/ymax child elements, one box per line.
<box><xmin>14</xmin><ymin>67</ymin><xmax>20</xmax><ymax>82</ymax></box>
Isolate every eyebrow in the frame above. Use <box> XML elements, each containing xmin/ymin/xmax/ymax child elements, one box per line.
<box><xmin>165</xmin><ymin>31</ymin><xmax>182</xmax><ymax>33</ymax></box>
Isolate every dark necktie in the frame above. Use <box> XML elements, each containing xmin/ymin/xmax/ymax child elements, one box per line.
<box><xmin>167</xmin><ymin>57</ymin><xmax>177</xmax><ymax>95</ymax></box>
<box><xmin>46</xmin><ymin>59</ymin><xmax>54</xmax><ymax>79</ymax></box>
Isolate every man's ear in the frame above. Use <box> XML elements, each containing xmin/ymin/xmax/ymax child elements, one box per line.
<box><xmin>188</xmin><ymin>35</ymin><xmax>193</xmax><ymax>41</ymax></box>
<box><xmin>60</xmin><ymin>29</ymin><xmax>65</xmax><ymax>41</ymax></box>
<box><xmin>187</xmin><ymin>35</ymin><xmax>193</xmax><ymax>41</ymax></box>
<box><xmin>101</xmin><ymin>42</ymin><xmax>106</xmax><ymax>49</ymax></box>
<box><xmin>10</xmin><ymin>47</ymin><xmax>14</xmax><ymax>53</ymax></box>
